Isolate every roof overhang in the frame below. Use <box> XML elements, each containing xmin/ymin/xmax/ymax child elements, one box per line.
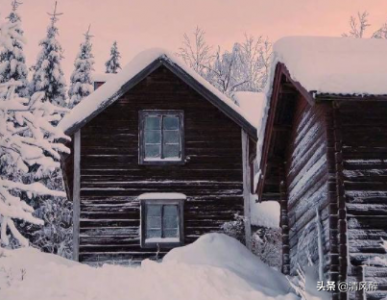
<box><xmin>63</xmin><ymin>56</ymin><xmax>257</xmax><ymax>141</ymax></box>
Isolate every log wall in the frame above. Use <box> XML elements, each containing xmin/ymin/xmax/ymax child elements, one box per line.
<box><xmin>73</xmin><ymin>66</ymin><xmax>244</xmax><ymax>264</ymax></box>
<box><xmin>339</xmin><ymin>101</ymin><xmax>387</xmax><ymax>300</ymax></box>
<box><xmin>285</xmin><ymin>95</ymin><xmax>332</xmax><ymax>279</ymax></box>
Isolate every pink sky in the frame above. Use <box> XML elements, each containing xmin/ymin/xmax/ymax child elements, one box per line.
<box><xmin>1</xmin><ymin>0</ymin><xmax>386</xmax><ymax>78</ymax></box>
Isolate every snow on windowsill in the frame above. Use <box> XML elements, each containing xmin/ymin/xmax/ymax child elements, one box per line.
<box><xmin>138</xmin><ymin>193</ymin><xmax>187</xmax><ymax>200</ymax></box>
<box><xmin>145</xmin><ymin>237</ymin><xmax>180</xmax><ymax>243</ymax></box>
<box><xmin>144</xmin><ymin>157</ymin><xmax>181</xmax><ymax>162</ymax></box>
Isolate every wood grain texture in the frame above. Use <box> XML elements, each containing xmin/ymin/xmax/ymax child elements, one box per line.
<box><xmin>63</xmin><ymin>66</ymin><xmax>247</xmax><ymax>264</ymax></box>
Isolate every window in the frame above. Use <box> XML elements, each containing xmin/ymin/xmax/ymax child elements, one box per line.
<box><xmin>139</xmin><ymin>110</ymin><xmax>184</xmax><ymax>164</ymax></box>
<box><xmin>139</xmin><ymin>193</ymin><xmax>185</xmax><ymax>248</ymax></box>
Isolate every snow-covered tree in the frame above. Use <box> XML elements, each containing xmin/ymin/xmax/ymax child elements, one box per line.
<box><xmin>206</xmin><ymin>35</ymin><xmax>272</xmax><ymax>96</ymax></box>
<box><xmin>0</xmin><ymin>0</ymin><xmax>29</xmax><ymax>98</ymax></box>
<box><xmin>68</xmin><ymin>26</ymin><xmax>95</xmax><ymax>109</ymax></box>
<box><xmin>372</xmin><ymin>23</ymin><xmax>387</xmax><ymax>39</ymax></box>
<box><xmin>105</xmin><ymin>41</ymin><xmax>121</xmax><ymax>74</ymax></box>
<box><xmin>342</xmin><ymin>11</ymin><xmax>370</xmax><ymax>38</ymax></box>
<box><xmin>0</xmin><ymin>19</ymin><xmax>70</xmax><ymax>248</ymax></box>
<box><xmin>177</xmin><ymin>26</ymin><xmax>213</xmax><ymax>77</ymax></box>
<box><xmin>30</xmin><ymin>2</ymin><xmax>67</xmax><ymax>107</ymax></box>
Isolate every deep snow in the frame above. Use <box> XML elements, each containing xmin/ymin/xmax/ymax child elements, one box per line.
<box><xmin>0</xmin><ymin>233</ymin><xmax>297</xmax><ymax>300</ymax></box>
<box><xmin>273</xmin><ymin>36</ymin><xmax>387</xmax><ymax>95</ymax></box>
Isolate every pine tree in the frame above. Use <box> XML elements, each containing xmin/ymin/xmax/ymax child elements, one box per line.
<box><xmin>68</xmin><ymin>26</ymin><xmax>95</xmax><ymax>109</ymax></box>
<box><xmin>0</xmin><ymin>17</ymin><xmax>70</xmax><ymax>248</ymax></box>
<box><xmin>0</xmin><ymin>0</ymin><xmax>29</xmax><ymax>98</ymax></box>
<box><xmin>30</xmin><ymin>2</ymin><xmax>67</xmax><ymax>107</ymax></box>
<box><xmin>105</xmin><ymin>41</ymin><xmax>121</xmax><ymax>74</ymax></box>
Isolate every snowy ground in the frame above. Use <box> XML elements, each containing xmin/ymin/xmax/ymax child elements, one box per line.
<box><xmin>0</xmin><ymin>233</ymin><xmax>297</xmax><ymax>300</ymax></box>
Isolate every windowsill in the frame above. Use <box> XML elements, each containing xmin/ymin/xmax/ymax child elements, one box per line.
<box><xmin>141</xmin><ymin>238</ymin><xmax>183</xmax><ymax>249</ymax></box>
<box><xmin>139</xmin><ymin>157</ymin><xmax>185</xmax><ymax>165</ymax></box>
<box><xmin>144</xmin><ymin>158</ymin><xmax>182</xmax><ymax>162</ymax></box>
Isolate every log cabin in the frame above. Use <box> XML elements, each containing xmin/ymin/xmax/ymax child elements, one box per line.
<box><xmin>256</xmin><ymin>36</ymin><xmax>387</xmax><ymax>300</ymax></box>
<box><xmin>59</xmin><ymin>49</ymin><xmax>258</xmax><ymax>265</ymax></box>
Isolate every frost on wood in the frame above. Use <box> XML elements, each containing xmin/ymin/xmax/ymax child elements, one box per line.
<box><xmin>0</xmin><ymin>1</ymin><xmax>29</xmax><ymax>98</ymax></box>
<box><xmin>30</xmin><ymin>2</ymin><xmax>67</xmax><ymax>107</ymax></box>
<box><xmin>105</xmin><ymin>41</ymin><xmax>121</xmax><ymax>74</ymax></box>
<box><xmin>0</xmin><ymin>17</ymin><xmax>69</xmax><ymax>247</ymax></box>
<box><xmin>68</xmin><ymin>26</ymin><xmax>95</xmax><ymax>109</ymax></box>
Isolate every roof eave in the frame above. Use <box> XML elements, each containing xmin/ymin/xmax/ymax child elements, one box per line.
<box><xmin>65</xmin><ymin>56</ymin><xmax>257</xmax><ymax>140</ymax></box>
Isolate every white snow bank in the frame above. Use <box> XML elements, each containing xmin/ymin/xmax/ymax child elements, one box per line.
<box><xmin>138</xmin><ymin>192</ymin><xmax>186</xmax><ymax>200</ymax></box>
<box><xmin>234</xmin><ymin>91</ymin><xmax>266</xmax><ymax>128</ymax></box>
<box><xmin>273</xmin><ymin>36</ymin><xmax>387</xmax><ymax>95</ymax></box>
<box><xmin>250</xmin><ymin>197</ymin><xmax>280</xmax><ymax>228</ymax></box>
<box><xmin>164</xmin><ymin>233</ymin><xmax>289</xmax><ymax>296</ymax></box>
<box><xmin>60</xmin><ymin>48</ymin><xmax>255</xmax><ymax>133</ymax></box>
<box><xmin>0</xmin><ymin>234</ymin><xmax>296</xmax><ymax>300</ymax></box>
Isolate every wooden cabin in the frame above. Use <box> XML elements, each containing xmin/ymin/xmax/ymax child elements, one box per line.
<box><xmin>256</xmin><ymin>37</ymin><xmax>387</xmax><ymax>300</ymax></box>
<box><xmin>59</xmin><ymin>49</ymin><xmax>257</xmax><ymax>265</ymax></box>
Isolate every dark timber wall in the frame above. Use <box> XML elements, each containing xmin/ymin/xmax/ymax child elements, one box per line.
<box><xmin>71</xmin><ymin>66</ymin><xmax>244</xmax><ymax>264</ymax></box>
<box><xmin>339</xmin><ymin>101</ymin><xmax>387</xmax><ymax>300</ymax></box>
<box><xmin>285</xmin><ymin>95</ymin><xmax>332</xmax><ymax>279</ymax></box>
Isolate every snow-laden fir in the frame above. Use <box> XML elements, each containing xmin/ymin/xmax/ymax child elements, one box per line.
<box><xmin>68</xmin><ymin>26</ymin><xmax>95</xmax><ymax>109</ymax></box>
<box><xmin>105</xmin><ymin>41</ymin><xmax>121</xmax><ymax>74</ymax></box>
<box><xmin>0</xmin><ymin>0</ymin><xmax>29</xmax><ymax>98</ymax></box>
<box><xmin>30</xmin><ymin>2</ymin><xmax>67</xmax><ymax>107</ymax></box>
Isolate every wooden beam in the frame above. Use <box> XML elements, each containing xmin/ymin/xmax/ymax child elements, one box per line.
<box><xmin>242</xmin><ymin>130</ymin><xmax>252</xmax><ymax>249</ymax></box>
<box><xmin>72</xmin><ymin>130</ymin><xmax>81</xmax><ymax>261</ymax></box>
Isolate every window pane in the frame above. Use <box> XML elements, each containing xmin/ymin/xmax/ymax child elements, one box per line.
<box><xmin>164</xmin><ymin>144</ymin><xmax>180</xmax><ymax>158</ymax></box>
<box><xmin>163</xmin><ymin>116</ymin><xmax>179</xmax><ymax>130</ymax></box>
<box><xmin>163</xmin><ymin>205</ymin><xmax>178</xmax><ymax>229</ymax></box>
<box><xmin>164</xmin><ymin>229</ymin><xmax>178</xmax><ymax>238</ymax></box>
<box><xmin>145</xmin><ymin>131</ymin><xmax>161</xmax><ymax>143</ymax></box>
<box><xmin>147</xmin><ymin>229</ymin><xmax>162</xmax><ymax>238</ymax></box>
<box><xmin>146</xmin><ymin>205</ymin><xmax>162</xmax><ymax>239</ymax></box>
<box><xmin>145</xmin><ymin>116</ymin><xmax>161</xmax><ymax>130</ymax></box>
<box><xmin>163</xmin><ymin>131</ymin><xmax>180</xmax><ymax>144</ymax></box>
<box><xmin>145</xmin><ymin>144</ymin><xmax>161</xmax><ymax>158</ymax></box>
<box><xmin>147</xmin><ymin>205</ymin><xmax>162</xmax><ymax>216</ymax></box>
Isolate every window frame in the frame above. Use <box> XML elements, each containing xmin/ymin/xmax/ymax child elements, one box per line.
<box><xmin>140</xmin><ymin>198</ymin><xmax>185</xmax><ymax>249</ymax></box>
<box><xmin>138</xmin><ymin>110</ymin><xmax>185</xmax><ymax>165</ymax></box>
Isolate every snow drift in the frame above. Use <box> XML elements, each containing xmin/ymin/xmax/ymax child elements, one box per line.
<box><xmin>0</xmin><ymin>233</ymin><xmax>296</xmax><ymax>300</ymax></box>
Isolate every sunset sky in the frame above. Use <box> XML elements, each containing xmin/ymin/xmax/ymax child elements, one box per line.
<box><xmin>1</xmin><ymin>0</ymin><xmax>386</xmax><ymax>78</ymax></box>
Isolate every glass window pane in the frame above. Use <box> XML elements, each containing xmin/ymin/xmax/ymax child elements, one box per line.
<box><xmin>163</xmin><ymin>205</ymin><xmax>178</xmax><ymax>229</ymax></box>
<box><xmin>147</xmin><ymin>205</ymin><xmax>162</xmax><ymax>216</ymax></box>
<box><xmin>164</xmin><ymin>229</ymin><xmax>178</xmax><ymax>238</ymax></box>
<box><xmin>164</xmin><ymin>144</ymin><xmax>180</xmax><ymax>158</ymax></box>
<box><xmin>145</xmin><ymin>131</ymin><xmax>161</xmax><ymax>143</ymax></box>
<box><xmin>163</xmin><ymin>131</ymin><xmax>180</xmax><ymax>144</ymax></box>
<box><xmin>145</xmin><ymin>116</ymin><xmax>161</xmax><ymax>130</ymax></box>
<box><xmin>147</xmin><ymin>229</ymin><xmax>162</xmax><ymax>238</ymax></box>
<box><xmin>163</xmin><ymin>116</ymin><xmax>179</xmax><ymax>130</ymax></box>
<box><xmin>145</xmin><ymin>144</ymin><xmax>161</xmax><ymax>158</ymax></box>
<box><xmin>147</xmin><ymin>216</ymin><xmax>161</xmax><ymax>229</ymax></box>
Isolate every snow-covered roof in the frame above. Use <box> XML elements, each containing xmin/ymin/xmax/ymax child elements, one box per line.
<box><xmin>272</xmin><ymin>36</ymin><xmax>387</xmax><ymax>96</ymax></box>
<box><xmin>233</xmin><ymin>92</ymin><xmax>266</xmax><ymax>129</ymax></box>
<box><xmin>60</xmin><ymin>48</ymin><xmax>257</xmax><ymax>137</ymax></box>
<box><xmin>254</xmin><ymin>36</ymin><xmax>387</xmax><ymax>196</ymax></box>
<box><xmin>93</xmin><ymin>73</ymin><xmax>116</xmax><ymax>83</ymax></box>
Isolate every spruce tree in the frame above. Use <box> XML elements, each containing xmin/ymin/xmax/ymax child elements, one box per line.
<box><xmin>0</xmin><ymin>0</ymin><xmax>29</xmax><ymax>98</ymax></box>
<box><xmin>105</xmin><ymin>41</ymin><xmax>121</xmax><ymax>74</ymax></box>
<box><xmin>30</xmin><ymin>2</ymin><xmax>67</xmax><ymax>107</ymax></box>
<box><xmin>0</xmin><ymin>18</ymin><xmax>69</xmax><ymax>247</ymax></box>
<box><xmin>68</xmin><ymin>26</ymin><xmax>95</xmax><ymax>109</ymax></box>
